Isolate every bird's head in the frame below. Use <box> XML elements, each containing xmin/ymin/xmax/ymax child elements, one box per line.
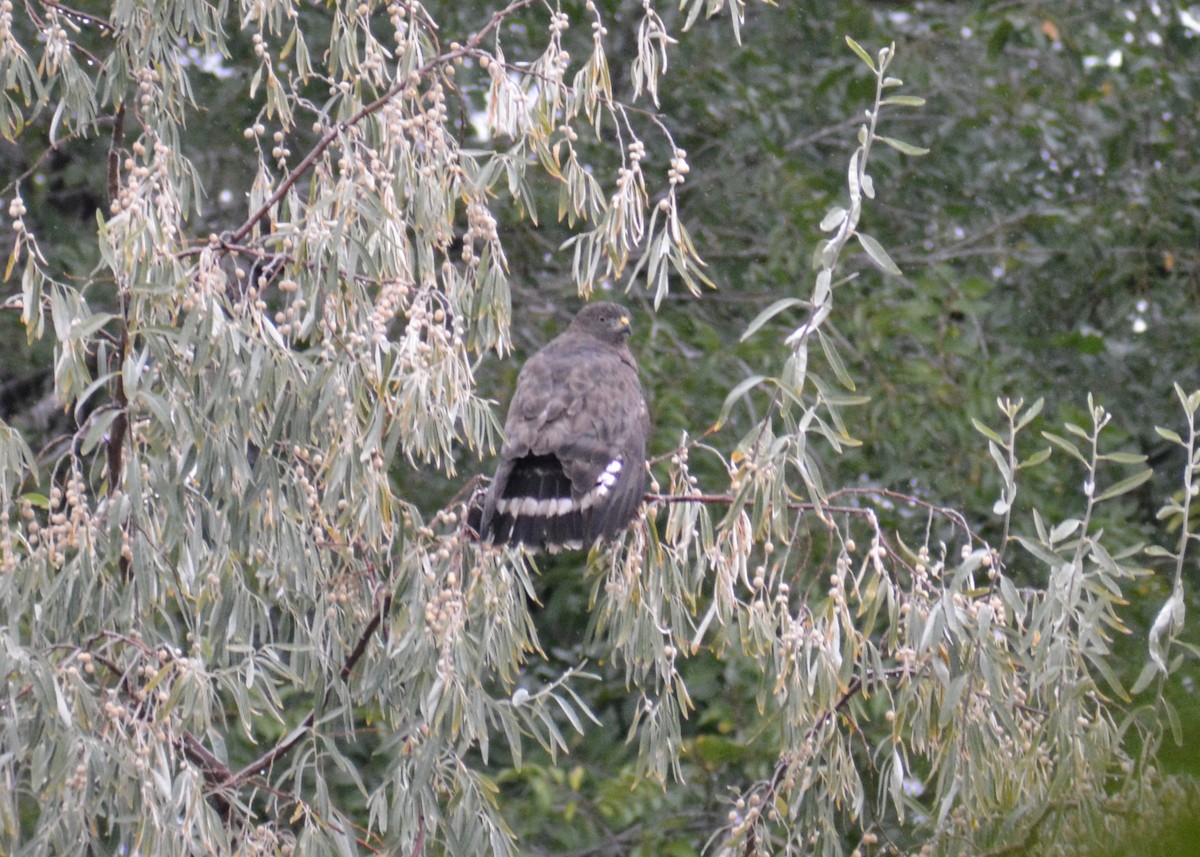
<box><xmin>573</xmin><ymin>301</ymin><xmax>633</xmax><ymax>345</ymax></box>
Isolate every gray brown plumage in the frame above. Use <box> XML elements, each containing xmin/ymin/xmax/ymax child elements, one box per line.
<box><xmin>472</xmin><ymin>302</ymin><xmax>650</xmax><ymax>551</ymax></box>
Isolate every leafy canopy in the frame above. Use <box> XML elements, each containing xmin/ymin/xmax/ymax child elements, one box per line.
<box><xmin>1</xmin><ymin>2</ymin><xmax>1198</xmax><ymax>856</ymax></box>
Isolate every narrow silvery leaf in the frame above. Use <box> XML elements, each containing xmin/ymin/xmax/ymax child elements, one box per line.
<box><xmin>1149</xmin><ymin>587</ymin><xmax>1185</xmax><ymax>673</ymax></box>
<box><xmin>856</xmin><ymin>231</ymin><xmax>902</xmax><ymax>275</ymax></box>
<box><xmin>820</xmin><ymin>206</ymin><xmax>848</xmax><ymax>232</ymax></box>
<box><xmin>875</xmin><ymin>135</ymin><xmax>931</xmax><ymax>156</ymax></box>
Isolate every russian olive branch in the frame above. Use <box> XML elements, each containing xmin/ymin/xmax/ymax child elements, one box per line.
<box><xmin>742</xmin><ymin>666</ymin><xmax>917</xmax><ymax>857</ymax></box>
<box><xmin>105</xmin><ymin>101</ymin><xmax>132</xmax><ymax>579</ymax></box>
<box><xmin>76</xmin><ymin>485</ymin><xmax>976</xmax><ymax>843</ymax></box>
<box><xmin>92</xmin><ymin>1</ymin><xmax>537</xmax><ymax>821</ymax></box>
<box><xmin>221</xmin><ymin>0</ymin><xmax>538</xmax><ymax>250</ymax></box>
<box><xmin>115</xmin><ymin>28</ymin><xmax>971</xmax><ymax>855</ymax></box>
<box><xmin>647</xmin><ymin>487</ymin><xmax>978</xmax><ymax>548</ymax></box>
<box><xmin>99</xmin><ymin>561</ymin><xmax>394</xmax><ymax>837</ymax></box>
<box><xmin>168</xmin><ymin>0</ymin><xmax>540</xmax><ymax>261</ymax></box>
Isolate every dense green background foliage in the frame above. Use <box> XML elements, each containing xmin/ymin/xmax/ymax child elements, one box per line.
<box><xmin>1</xmin><ymin>1</ymin><xmax>1199</xmax><ymax>855</ymax></box>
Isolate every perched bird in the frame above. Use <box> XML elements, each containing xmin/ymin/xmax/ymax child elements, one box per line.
<box><xmin>472</xmin><ymin>302</ymin><xmax>651</xmax><ymax>552</ymax></box>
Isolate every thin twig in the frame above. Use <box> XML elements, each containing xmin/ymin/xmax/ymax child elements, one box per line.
<box><xmin>409</xmin><ymin>806</ymin><xmax>426</xmax><ymax>857</ymax></box>
<box><xmin>104</xmin><ymin>102</ymin><xmax>130</xmax><ymax>588</ymax></box>
<box><xmin>42</xmin><ymin>0</ymin><xmax>113</xmax><ymax>31</ymax></box>
<box><xmin>827</xmin><ymin>486</ymin><xmax>977</xmax><ymax>539</ymax></box>
<box><xmin>645</xmin><ymin>491</ymin><xmax>885</xmax><ymax>520</ymax></box>
<box><xmin>741</xmin><ymin>665</ymin><xmax>913</xmax><ymax>857</ymax></box>
<box><xmin>220</xmin><ymin>589</ymin><xmax>393</xmax><ymax>789</ymax></box>
<box><xmin>221</xmin><ymin>0</ymin><xmax>538</xmax><ymax>250</ymax></box>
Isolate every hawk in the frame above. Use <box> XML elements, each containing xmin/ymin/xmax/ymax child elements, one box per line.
<box><xmin>472</xmin><ymin>302</ymin><xmax>650</xmax><ymax>552</ymax></box>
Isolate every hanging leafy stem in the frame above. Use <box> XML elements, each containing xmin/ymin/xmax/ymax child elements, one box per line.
<box><xmin>1138</xmin><ymin>386</ymin><xmax>1200</xmax><ymax>702</ymax></box>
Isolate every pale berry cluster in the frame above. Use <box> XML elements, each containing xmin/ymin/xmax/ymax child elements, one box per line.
<box><xmin>423</xmin><ymin>561</ymin><xmax>464</xmax><ymax>680</ymax></box>
<box><xmin>668</xmin><ymin>148</ymin><xmax>689</xmax><ymax>186</ymax></box>
<box><xmin>41</xmin><ymin>8</ymin><xmax>71</xmax><ymax>74</ymax></box>
<box><xmin>272</xmin><ymin>280</ymin><xmax>307</xmax><ymax>337</ymax></box>
<box><xmin>182</xmin><ymin>247</ymin><xmax>224</xmax><ymax>313</ymax></box>
<box><xmin>461</xmin><ymin>200</ymin><xmax>498</xmax><ymax>264</ymax></box>
<box><xmin>0</xmin><ymin>0</ymin><xmax>13</xmax><ymax>43</ymax></box>
<box><xmin>23</xmin><ymin>468</ymin><xmax>94</xmax><ymax>569</ymax></box>
<box><xmin>395</xmin><ymin>296</ymin><xmax>460</xmax><ymax>377</ymax></box>
<box><xmin>136</xmin><ymin>67</ymin><xmax>160</xmax><ymax>115</ymax></box>
<box><xmin>57</xmin><ymin>639</ymin><xmax>184</xmax><ymax>796</ymax></box>
<box><xmin>251</xmin><ymin>31</ymin><xmax>269</xmax><ymax>63</ymax></box>
<box><xmin>270</xmin><ymin>130</ymin><xmax>291</xmax><ymax>171</ymax></box>
<box><xmin>387</xmin><ymin>0</ymin><xmax>408</xmax><ymax>43</ymax></box>
<box><xmin>369</xmin><ymin>278</ymin><xmax>412</xmax><ymax>348</ymax></box>
<box><xmin>326</xmin><ymin>571</ymin><xmax>364</xmax><ymax>621</ymax></box>
<box><xmin>7</xmin><ymin>192</ymin><xmax>25</xmax><ymax>233</ymax></box>
<box><xmin>0</xmin><ymin>503</ymin><xmax>16</xmax><ymax>573</ymax></box>
<box><xmin>591</xmin><ymin>16</ymin><xmax>608</xmax><ymax>42</ymax></box>
<box><xmin>109</xmin><ymin>137</ymin><xmax>180</xmax><ymax>244</ymax></box>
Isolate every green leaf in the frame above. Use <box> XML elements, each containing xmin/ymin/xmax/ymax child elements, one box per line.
<box><xmin>1154</xmin><ymin>426</ymin><xmax>1184</xmax><ymax>445</ymax></box>
<box><xmin>988</xmin><ymin>440</ymin><xmax>1012</xmax><ymax>484</ymax></box>
<box><xmin>1098</xmin><ymin>451</ymin><xmax>1148</xmax><ymax>464</ymax></box>
<box><xmin>938</xmin><ymin>674</ymin><xmax>967</xmax><ymax>726</ymax></box>
<box><xmin>554</xmin><ymin>694</ymin><xmax>585</xmax><ymax>735</ymax></box>
<box><xmin>1155</xmin><ymin>502</ymin><xmax>1184</xmax><ymax>521</ymax></box>
<box><xmin>21</xmin><ymin>492</ymin><xmax>50</xmax><ymax>510</ymax></box>
<box><xmin>1130</xmin><ymin>661</ymin><xmax>1160</xmax><ymax>695</ymax></box>
<box><xmin>740</xmin><ymin>298</ymin><xmax>805</xmax><ymax>342</ymax></box>
<box><xmin>972</xmin><ymin>418</ymin><xmax>1004</xmax><ymax>445</ymax></box>
<box><xmin>1012</xmin><ymin>535</ymin><xmax>1065</xmax><ymax>569</ymax></box>
<box><xmin>72</xmin><ymin>371</ymin><xmax>119</xmax><ymax>423</ymax></box>
<box><xmin>1166</xmin><ymin>697</ymin><xmax>1183</xmax><ymax>745</ymax></box>
<box><xmin>874</xmin><ymin>135</ymin><xmax>930</xmax><ymax>156</ymax></box>
<box><xmin>1175</xmin><ymin>383</ymin><xmax>1200</xmax><ymax>416</ymax></box>
<box><xmin>1084</xmin><ymin>650</ymin><xmax>1129</xmax><ymax>701</ymax></box>
<box><xmin>818</xmin><ymin>330</ymin><xmax>855</xmax><ymax>391</ymax></box>
<box><xmin>1093</xmin><ymin>468</ymin><xmax>1153</xmax><ymax>503</ymax></box>
<box><xmin>80</xmin><ymin>408</ymin><xmax>124</xmax><ymax>457</ymax></box>
<box><xmin>855</xmin><ymin>231</ymin><xmax>902</xmax><ymax>276</ymax></box>
<box><xmin>75</xmin><ymin>311</ymin><xmax>117</xmax><ymax>338</ymax></box>
<box><xmin>810</xmin><ymin>238</ymin><xmax>831</xmax><ymax>270</ymax></box>
<box><xmin>819</xmin><ymin>205</ymin><xmax>848</xmax><ymax>232</ymax></box>
<box><xmin>1018</xmin><ymin>447</ymin><xmax>1051</xmax><ymax>469</ymax></box>
<box><xmin>1041</xmin><ymin>431</ymin><xmax>1088</xmax><ymax>465</ymax></box>
<box><xmin>1049</xmin><ymin>518</ymin><xmax>1081</xmax><ymax>544</ymax></box>
<box><xmin>845</xmin><ymin>35</ymin><xmax>875</xmax><ymax>71</ymax></box>
<box><xmin>717</xmin><ymin>375</ymin><xmax>769</xmax><ymax>428</ymax></box>
<box><xmin>881</xmin><ymin>94</ymin><xmax>926</xmax><ymax>107</ymax></box>
<box><xmin>1015</xmin><ymin>397</ymin><xmax>1044</xmax><ymax>431</ymax></box>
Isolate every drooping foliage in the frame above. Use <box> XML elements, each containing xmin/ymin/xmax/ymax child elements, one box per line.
<box><xmin>1</xmin><ymin>2</ymin><xmax>1197</xmax><ymax>856</ymax></box>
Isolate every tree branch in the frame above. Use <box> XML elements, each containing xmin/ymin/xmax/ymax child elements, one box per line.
<box><xmin>826</xmin><ymin>486</ymin><xmax>977</xmax><ymax>539</ymax></box>
<box><xmin>104</xmin><ymin>102</ymin><xmax>132</xmax><ymax>575</ymax></box>
<box><xmin>220</xmin><ymin>588</ymin><xmax>393</xmax><ymax>789</ymax></box>
<box><xmin>222</xmin><ymin>0</ymin><xmax>538</xmax><ymax>249</ymax></box>
<box><xmin>741</xmin><ymin>665</ymin><xmax>913</xmax><ymax>857</ymax></box>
